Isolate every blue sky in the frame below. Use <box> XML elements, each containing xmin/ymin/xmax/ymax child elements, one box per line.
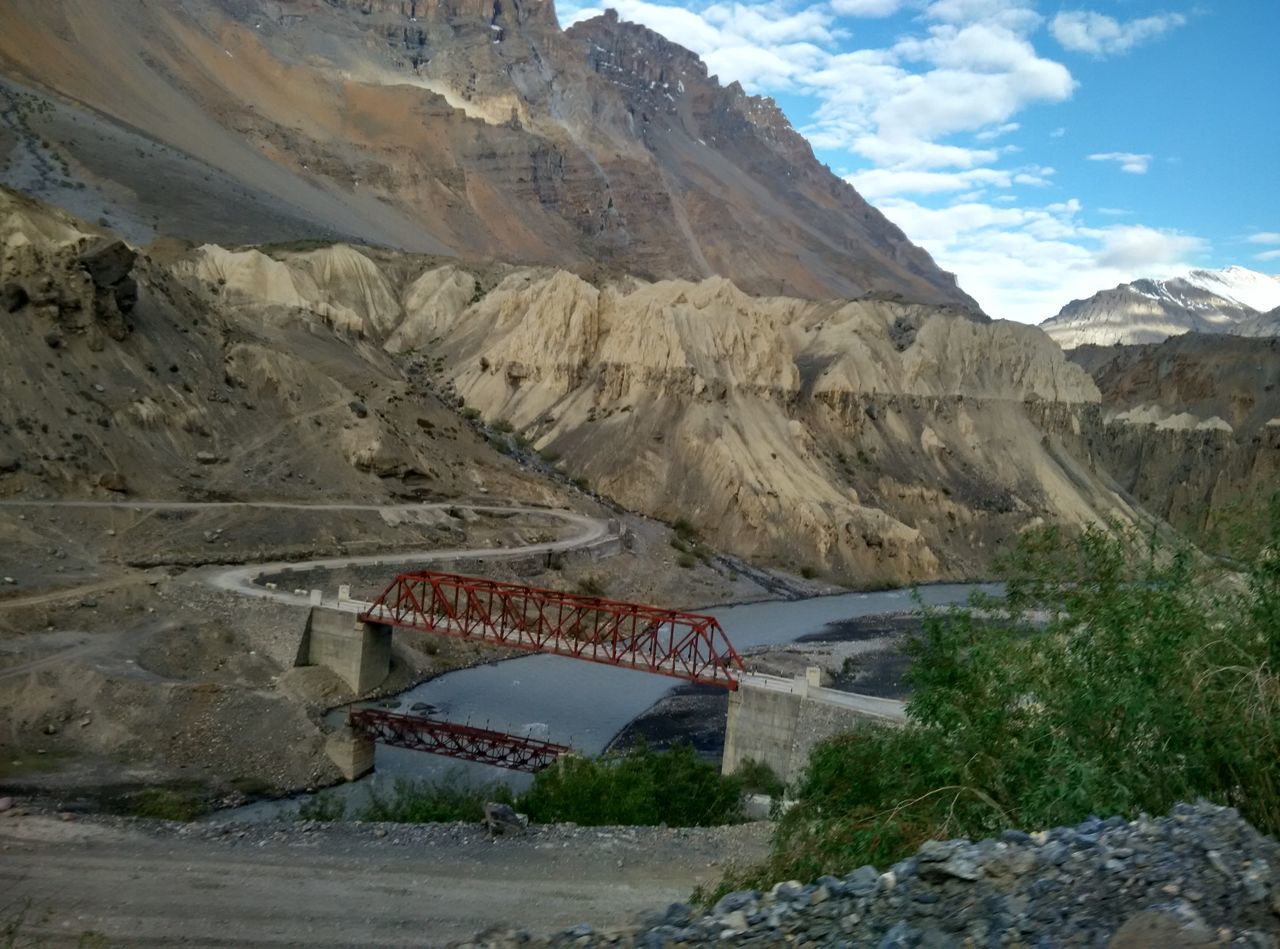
<box><xmin>557</xmin><ymin>0</ymin><xmax>1280</xmax><ymax>322</ymax></box>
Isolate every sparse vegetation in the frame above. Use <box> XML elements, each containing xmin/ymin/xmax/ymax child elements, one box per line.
<box><xmin>360</xmin><ymin>775</ymin><xmax>514</xmax><ymax>824</ymax></box>
<box><xmin>115</xmin><ymin>786</ymin><xmax>209</xmax><ymax>822</ymax></box>
<box><xmin>521</xmin><ymin>744</ymin><xmax>743</xmax><ymax>827</ymax></box>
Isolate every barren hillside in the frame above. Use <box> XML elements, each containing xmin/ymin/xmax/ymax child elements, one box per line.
<box><xmin>0</xmin><ymin>0</ymin><xmax>976</xmax><ymax>308</ymax></box>
<box><xmin>184</xmin><ymin>237</ymin><xmax>1141</xmax><ymax>586</ymax></box>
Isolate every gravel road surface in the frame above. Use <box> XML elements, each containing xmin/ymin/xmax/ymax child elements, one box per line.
<box><xmin>0</xmin><ymin>812</ymin><xmax>770</xmax><ymax>947</ymax></box>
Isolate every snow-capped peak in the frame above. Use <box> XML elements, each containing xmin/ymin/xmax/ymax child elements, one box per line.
<box><xmin>1181</xmin><ymin>265</ymin><xmax>1280</xmax><ymax>314</ymax></box>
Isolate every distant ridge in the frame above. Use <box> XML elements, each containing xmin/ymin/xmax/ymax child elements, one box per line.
<box><xmin>1041</xmin><ymin>265</ymin><xmax>1280</xmax><ymax>349</ymax></box>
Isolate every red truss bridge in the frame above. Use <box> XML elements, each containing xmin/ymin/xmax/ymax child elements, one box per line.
<box><xmin>359</xmin><ymin>570</ymin><xmax>745</xmax><ymax>689</ymax></box>
<box><xmin>349</xmin><ymin>708</ymin><xmax>570</xmax><ymax>774</ymax></box>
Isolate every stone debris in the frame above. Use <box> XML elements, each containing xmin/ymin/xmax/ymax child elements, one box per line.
<box><xmin>458</xmin><ymin>804</ymin><xmax>1280</xmax><ymax>947</ymax></box>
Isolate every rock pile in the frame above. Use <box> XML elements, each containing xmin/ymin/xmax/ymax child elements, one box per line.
<box><xmin>461</xmin><ymin>803</ymin><xmax>1280</xmax><ymax>947</ymax></box>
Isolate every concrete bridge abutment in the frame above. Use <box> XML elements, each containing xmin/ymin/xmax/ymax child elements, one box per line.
<box><xmin>722</xmin><ymin>669</ymin><xmax>906</xmax><ymax>786</ymax></box>
<box><xmin>296</xmin><ymin>606</ymin><xmax>392</xmax><ymax>694</ymax></box>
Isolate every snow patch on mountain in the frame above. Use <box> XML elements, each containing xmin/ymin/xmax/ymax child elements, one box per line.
<box><xmin>1041</xmin><ymin>266</ymin><xmax>1280</xmax><ymax>349</ymax></box>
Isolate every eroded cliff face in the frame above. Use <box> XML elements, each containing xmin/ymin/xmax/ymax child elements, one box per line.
<box><xmin>1064</xmin><ymin>336</ymin><xmax>1280</xmax><ymax>543</ymax></box>
<box><xmin>183</xmin><ymin>240</ymin><xmax>1138</xmax><ymax>585</ymax></box>
<box><xmin>428</xmin><ymin>274</ymin><xmax>1130</xmax><ymax>583</ymax></box>
<box><xmin>0</xmin><ymin>0</ymin><xmax>977</xmax><ymax>309</ymax></box>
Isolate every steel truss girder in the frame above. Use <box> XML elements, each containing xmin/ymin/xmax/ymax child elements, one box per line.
<box><xmin>349</xmin><ymin>708</ymin><xmax>569</xmax><ymax>773</ymax></box>
<box><xmin>359</xmin><ymin>570</ymin><xmax>744</xmax><ymax>689</ymax></box>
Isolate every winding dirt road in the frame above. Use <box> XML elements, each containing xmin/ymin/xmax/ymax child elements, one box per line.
<box><xmin>0</xmin><ymin>500</ymin><xmax>616</xmax><ymax>609</ymax></box>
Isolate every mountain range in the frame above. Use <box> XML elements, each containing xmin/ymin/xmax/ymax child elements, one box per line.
<box><xmin>1041</xmin><ymin>265</ymin><xmax>1280</xmax><ymax>349</ymax></box>
<box><xmin>0</xmin><ymin>0</ymin><xmax>976</xmax><ymax>309</ymax></box>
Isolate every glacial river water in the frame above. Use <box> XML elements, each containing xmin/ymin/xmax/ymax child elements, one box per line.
<box><xmin>227</xmin><ymin>582</ymin><xmax>993</xmax><ymax>820</ymax></box>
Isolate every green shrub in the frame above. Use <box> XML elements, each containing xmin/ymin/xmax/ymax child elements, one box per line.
<box><xmin>735</xmin><ymin>758</ymin><xmax>785</xmax><ymax>798</ymax></box>
<box><xmin>799</xmin><ymin>565</ymin><xmax>818</xmax><ymax>580</ymax></box>
<box><xmin>676</xmin><ymin>552</ymin><xmax>697</xmax><ymax>569</ymax></box>
<box><xmin>726</xmin><ymin>499</ymin><xmax>1280</xmax><ymax>890</ymax></box>
<box><xmin>122</xmin><ymin>787</ymin><xmax>209</xmax><ymax>822</ymax></box>
<box><xmin>491</xmin><ymin>418</ymin><xmax>514</xmax><ymax>434</ymax></box>
<box><xmin>672</xmin><ymin>517</ymin><xmax>699</xmax><ymax>542</ymax></box>
<box><xmin>522</xmin><ymin>744</ymin><xmax>742</xmax><ymax>827</ymax></box>
<box><xmin>358</xmin><ymin>775</ymin><xmax>515</xmax><ymax>824</ymax></box>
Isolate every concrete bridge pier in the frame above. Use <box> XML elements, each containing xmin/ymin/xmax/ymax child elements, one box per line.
<box><xmin>296</xmin><ymin>606</ymin><xmax>392</xmax><ymax>694</ymax></box>
<box><xmin>325</xmin><ymin>727</ymin><xmax>375</xmax><ymax>781</ymax></box>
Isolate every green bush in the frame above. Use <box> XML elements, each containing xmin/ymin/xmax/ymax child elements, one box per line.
<box><xmin>676</xmin><ymin>552</ymin><xmax>698</xmax><ymax>569</ymax></box>
<box><xmin>122</xmin><ymin>787</ymin><xmax>209</xmax><ymax>822</ymax></box>
<box><xmin>672</xmin><ymin>517</ymin><xmax>700</xmax><ymax>542</ymax></box>
<box><xmin>358</xmin><ymin>775</ymin><xmax>515</xmax><ymax>824</ymax></box>
<box><xmin>735</xmin><ymin>758</ymin><xmax>785</xmax><ymax>798</ymax></box>
<box><xmin>726</xmin><ymin>500</ymin><xmax>1280</xmax><ymax>890</ymax></box>
<box><xmin>521</xmin><ymin>744</ymin><xmax>743</xmax><ymax>827</ymax></box>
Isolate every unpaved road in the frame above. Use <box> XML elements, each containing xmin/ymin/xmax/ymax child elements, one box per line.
<box><xmin>0</xmin><ymin>814</ymin><xmax>770</xmax><ymax>947</ymax></box>
<box><xmin>0</xmin><ymin>500</ymin><xmax>615</xmax><ymax>610</ymax></box>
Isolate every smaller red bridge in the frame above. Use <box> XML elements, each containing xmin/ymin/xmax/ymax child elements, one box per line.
<box><xmin>359</xmin><ymin>570</ymin><xmax>745</xmax><ymax>689</ymax></box>
<box><xmin>349</xmin><ymin>708</ymin><xmax>569</xmax><ymax>773</ymax></box>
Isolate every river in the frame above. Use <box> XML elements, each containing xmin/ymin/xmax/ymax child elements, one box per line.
<box><xmin>228</xmin><ymin>582</ymin><xmax>992</xmax><ymax>819</ymax></box>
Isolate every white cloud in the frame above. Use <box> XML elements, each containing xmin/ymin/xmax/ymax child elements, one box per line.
<box><xmin>1256</xmin><ymin>250</ymin><xmax>1280</xmax><ymax>263</ymax></box>
<box><xmin>564</xmin><ymin>0</ymin><xmax>837</xmax><ymax>90</ymax></box>
<box><xmin>805</xmin><ymin>22</ymin><xmax>1074</xmax><ymax>166</ymax></box>
<box><xmin>926</xmin><ymin>0</ymin><xmax>1042</xmax><ymax>33</ymax></box>
<box><xmin>1088</xmin><ymin>152</ymin><xmax>1153</xmax><ymax>174</ymax></box>
<box><xmin>1051</xmin><ymin>10</ymin><xmax>1187</xmax><ymax>58</ymax></box>
<box><xmin>1247</xmin><ymin>232</ymin><xmax>1280</xmax><ymax>245</ymax></box>
<box><xmin>878</xmin><ymin>196</ymin><xmax>1205</xmax><ymax>321</ymax></box>
<box><xmin>846</xmin><ymin>163</ymin><xmax>1053</xmax><ymax>199</ymax></box>
<box><xmin>976</xmin><ymin>122</ymin><xmax>1019</xmax><ymax>141</ymax></box>
<box><xmin>831</xmin><ymin>0</ymin><xmax>902</xmax><ymax>16</ymax></box>
<box><xmin>1050</xmin><ymin>127</ymin><xmax>1066</xmax><ymax>138</ymax></box>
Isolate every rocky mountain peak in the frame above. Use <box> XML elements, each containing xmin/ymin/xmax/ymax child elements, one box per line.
<box><xmin>0</xmin><ymin>0</ymin><xmax>979</xmax><ymax>307</ymax></box>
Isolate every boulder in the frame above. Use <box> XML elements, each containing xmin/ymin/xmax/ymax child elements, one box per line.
<box><xmin>1</xmin><ymin>282</ymin><xmax>28</xmax><ymax>313</ymax></box>
<box><xmin>98</xmin><ymin>471</ymin><xmax>128</xmax><ymax>493</ymax></box>
<box><xmin>77</xmin><ymin>240</ymin><xmax>137</xmax><ymax>289</ymax></box>
<box><xmin>482</xmin><ymin>802</ymin><xmax>528</xmax><ymax>836</ymax></box>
